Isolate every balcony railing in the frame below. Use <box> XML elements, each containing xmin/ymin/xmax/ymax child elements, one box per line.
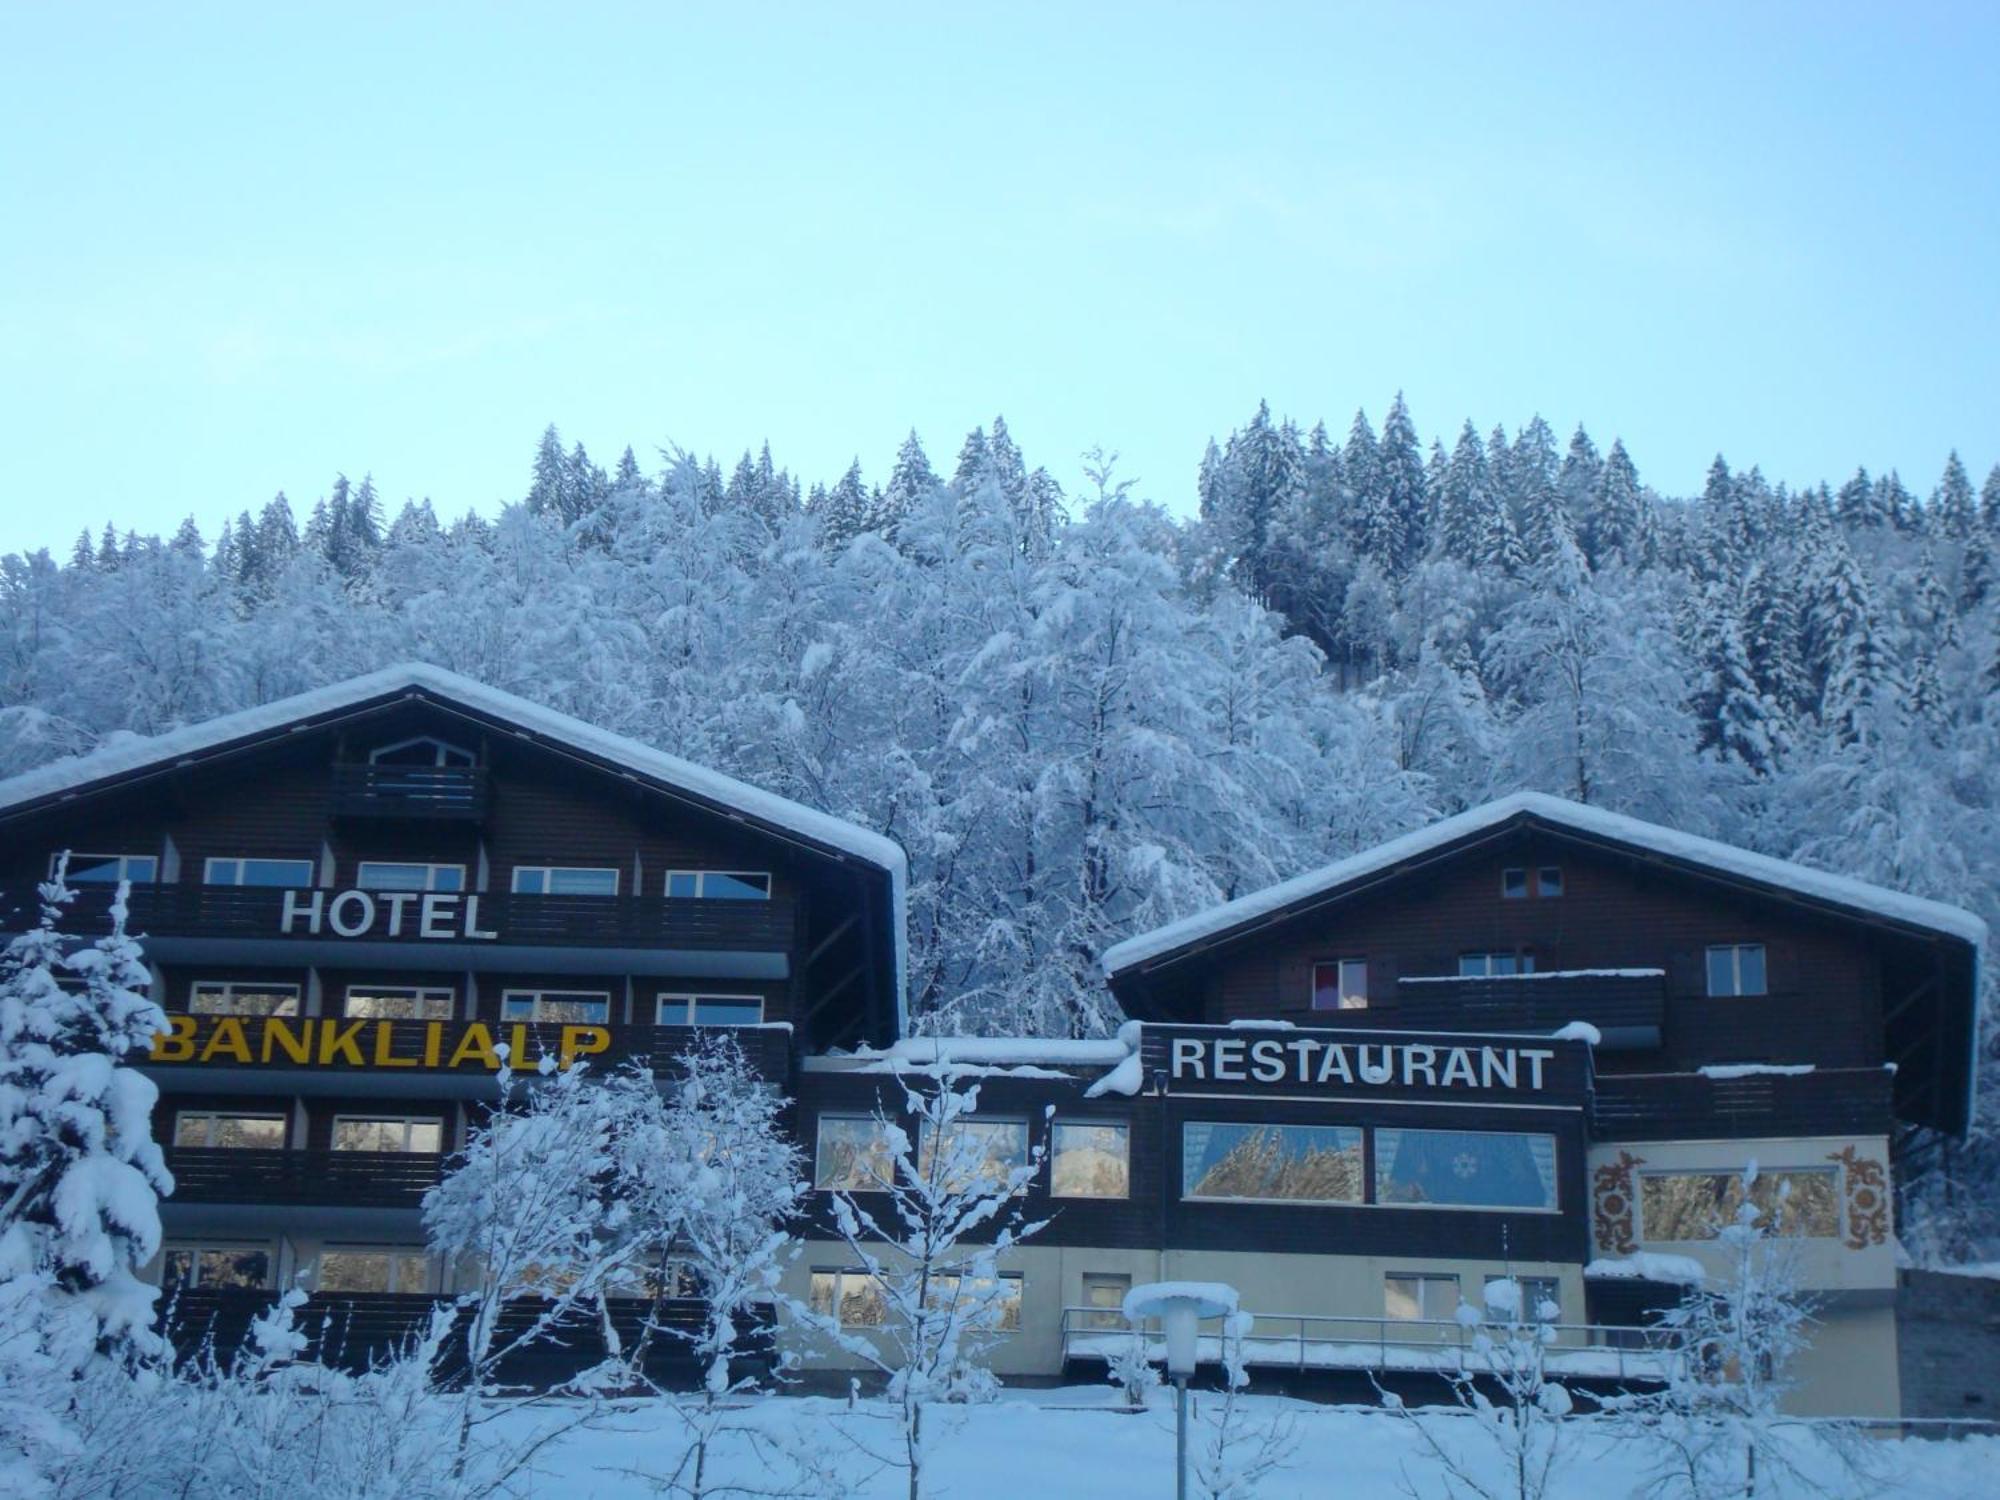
<box><xmin>1591</xmin><ymin>1066</ymin><xmax>1893</xmax><ymax>1140</ymax></box>
<box><xmin>58</xmin><ymin>884</ymin><xmax>795</xmax><ymax>953</ymax></box>
<box><xmin>1394</xmin><ymin>971</ymin><xmax>1666</xmax><ymax>1047</ymax></box>
<box><xmin>163</xmin><ymin>1147</ymin><xmax>443</xmax><ymax>1208</ymax></box>
<box><xmin>330</xmin><ymin>762</ymin><xmax>489</xmax><ymax>820</ymax></box>
<box><xmin>144</xmin><ymin>1014</ymin><xmax>793</xmax><ymax>1083</ymax></box>
<box><xmin>1059</xmin><ymin>1307</ymin><xmax>1673</xmax><ymax>1383</ymax></box>
<box><xmin>159</xmin><ymin>1288</ymin><xmax>776</xmax><ymax>1387</ymax></box>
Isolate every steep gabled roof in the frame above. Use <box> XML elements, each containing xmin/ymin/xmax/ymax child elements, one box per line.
<box><xmin>0</xmin><ymin>663</ymin><xmax>909</xmax><ymax>1022</ymax></box>
<box><xmin>1104</xmin><ymin>791</ymin><xmax>1987</xmax><ymax>976</ymax></box>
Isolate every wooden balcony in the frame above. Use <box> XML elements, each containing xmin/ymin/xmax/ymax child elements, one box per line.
<box><xmin>164</xmin><ymin>1147</ymin><xmax>443</xmax><ymax>1208</ymax></box>
<box><xmin>60</xmin><ymin>884</ymin><xmax>795</xmax><ymax>960</ymax></box>
<box><xmin>1395</xmin><ymin>971</ymin><xmax>1666</xmax><ymax>1049</ymax></box>
<box><xmin>1591</xmin><ymin>1066</ymin><xmax>1893</xmax><ymax>1141</ymax></box>
<box><xmin>159</xmin><ymin>1287</ymin><xmax>776</xmax><ymax>1388</ymax></box>
<box><xmin>145</xmin><ymin>1014</ymin><xmax>793</xmax><ymax>1086</ymax></box>
<box><xmin>330</xmin><ymin>762</ymin><xmax>489</xmax><ymax>820</ymax></box>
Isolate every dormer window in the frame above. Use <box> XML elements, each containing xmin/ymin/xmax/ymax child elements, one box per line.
<box><xmin>368</xmin><ymin>737</ymin><xmax>474</xmax><ymax>768</ymax></box>
<box><xmin>1503</xmin><ymin>866</ymin><xmax>1563</xmax><ymax>899</ymax></box>
<box><xmin>1312</xmin><ymin>958</ymin><xmax>1369</xmax><ymax>1010</ymax></box>
<box><xmin>1706</xmin><ymin>944</ymin><xmax>1767</xmax><ymax>997</ymax></box>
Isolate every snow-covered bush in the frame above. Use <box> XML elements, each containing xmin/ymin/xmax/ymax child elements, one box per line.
<box><xmin>806</xmin><ymin>1065</ymin><xmax>1050</xmax><ymax>1499</ymax></box>
<box><xmin>1379</xmin><ymin>1275</ymin><xmax>1574</xmax><ymax>1500</ymax></box>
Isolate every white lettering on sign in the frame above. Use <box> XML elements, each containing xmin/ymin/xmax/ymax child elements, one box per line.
<box><xmin>277</xmin><ymin>889</ymin><xmax>499</xmax><ymax>942</ymax></box>
<box><xmin>1166</xmin><ymin>1036</ymin><xmax>1557</xmax><ymax>1093</ymax></box>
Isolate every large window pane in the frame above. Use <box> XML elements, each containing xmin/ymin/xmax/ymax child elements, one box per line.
<box><xmin>1639</xmin><ymin>1169</ymin><xmax>1838</xmax><ymax>1241</ymax></box>
<box><xmin>1052</xmin><ymin>1122</ymin><xmax>1130</xmax><ymax>1199</ymax></box>
<box><xmin>1373</xmin><ymin>1128</ymin><xmax>1558</xmax><ymax>1211</ymax></box>
<box><xmin>815</xmin><ymin>1115</ymin><xmax>897</xmax><ymax>1190</ymax></box>
<box><xmin>318</xmin><ymin>1249</ymin><xmax>432</xmax><ymax>1294</ymax></box>
<box><xmin>164</xmin><ymin>1245</ymin><xmax>271</xmax><ymax>1291</ymax></box>
<box><xmin>1182</xmin><ymin>1122</ymin><xmax>1364</xmax><ymax>1204</ymax></box>
<box><xmin>918</xmin><ymin>1119</ymin><xmax>1029</xmax><ymax>1193</ymax></box>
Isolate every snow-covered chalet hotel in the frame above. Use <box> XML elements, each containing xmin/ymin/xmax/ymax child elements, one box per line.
<box><xmin>0</xmin><ymin>665</ymin><xmax>1981</xmax><ymax>1415</ymax></box>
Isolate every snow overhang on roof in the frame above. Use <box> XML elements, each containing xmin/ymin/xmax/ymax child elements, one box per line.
<box><xmin>0</xmin><ymin>662</ymin><xmax>911</xmax><ymax>1026</ymax></box>
<box><xmin>1103</xmin><ymin>791</ymin><xmax>1988</xmax><ymax>978</ymax></box>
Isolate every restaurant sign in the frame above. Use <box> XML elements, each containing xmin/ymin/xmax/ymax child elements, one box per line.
<box><xmin>1157</xmin><ymin>1028</ymin><xmax>1579</xmax><ymax>1099</ymax></box>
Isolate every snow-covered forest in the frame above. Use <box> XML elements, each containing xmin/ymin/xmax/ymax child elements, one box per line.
<box><xmin>3</xmin><ymin>401</ymin><xmax>1995</xmax><ymax>1255</ymax></box>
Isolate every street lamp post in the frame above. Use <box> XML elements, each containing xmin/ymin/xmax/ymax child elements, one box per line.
<box><xmin>1123</xmin><ymin>1282</ymin><xmax>1240</xmax><ymax>1500</ymax></box>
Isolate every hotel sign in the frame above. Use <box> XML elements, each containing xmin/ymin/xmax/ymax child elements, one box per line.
<box><xmin>1151</xmin><ymin>1027</ymin><xmax>1585</xmax><ymax>1101</ymax></box>
<box><xmin>278</xmin><ymin>889</ymin><xmax>499</xmax><ymax>941</ymax></box>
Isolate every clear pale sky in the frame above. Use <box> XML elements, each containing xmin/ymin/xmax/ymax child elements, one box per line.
<box><xmin>2</xmin><ymin>4</ymin><xmax>1995</xmax><ymax>555</ymax></box>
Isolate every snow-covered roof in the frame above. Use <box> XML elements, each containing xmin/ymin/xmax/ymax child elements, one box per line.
<box><xmin>0</xmin><ymin>663</ymin><xmax>910</xmax><ymax>1021</ymax></box>
<box><xmin>1103</xmin><ymin>792</ymin><xmax>1987</xmax><ymax>977</ymax></box>
<box><xmin>0</xmin><ymin>663</ymin><xmax>906</xmax><ymax>875</ymax></box>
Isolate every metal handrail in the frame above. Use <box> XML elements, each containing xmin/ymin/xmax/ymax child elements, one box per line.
<box><xmin>1059</xmin><ymin>1305</ymin><xmax>1677</xmax><ymax>1382</ymax></box>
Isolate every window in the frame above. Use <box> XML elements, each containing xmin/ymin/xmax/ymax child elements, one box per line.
<box><xmin>1311</xmin><ymin>958</ymin><xmax>1369</xmax><ymax>1011</ymax></box>
<box><xmin>162</xmin><ymin>1243</ymin><xmax>272</xmax><ymax>1291</ymax></box>
<box><xmin>809</xmin><ymin>1270</ymin><xmax>1021</xmax><ymax>1330</ymax></box>
<box><xmin>809</xmin><ymin>1269</ymin><xmax>890</xmax><ymax>1328</ymax></box>
<box><xmin>1639</xmin><ymin>1169</ymin><xmax>1838</xmax><ymax>1241</ymax></box>
<box><xmin>204</xmin><ymin>857</ymin><xmax>315</xmax><ymax>887</ymax></box>
<box><xmin>1181</xmin><ymin>1122</ymin><xmax>1364</xmax><ymax>1204</ymax></box>
<box><xmin>1502</xmin><ymin>868</ymin><xmax>1529</xmax><ymax>900</ymax></box>
<box><xmin>1485</xmin><ymin>1275</ymin><xmax>1561</xmax><ymax>1322</ymax></box>
<box><xmin>815</xmin><ymin>1114</ymin><xmax>897</xmax><ymax>1191</ymax></box>
<box><xmin>356</xmin><ymin>861</ymin><xmax>465</xmax><ymax>892</ymax></box>
<box><xmin>1537</xmin><ymin>867</ymin><xmax>1564</xmax><ymax>897</ymax></box>
<box><xmin>499</xmin><ymin>990</ymin><xmax>611</xmax><ymax>1023</ymax></box>
<box><xmin>664</xmin><ymin>870</ymin><xmax>772</xmax><ymax>901</ymax></box>
<box><xmin>1706</xmin><ymin>944</ymin><xmax>1768</xmax><ymax>997</ymax></box>
<box><xmin>1052</xmin><ymin>1121</ymin><xmax>1130</xmax><ymax>1199</ymax></box>
<box><xmin>315</xmin><ymin>1247</ymin><xmax>434</xmax><ymax>1294</ymax></box>
<box><xmin>189</xmin><ymin>981</ymin><xmax>300</xmax><ymax>1017</ymax></box>
<box><xmin>918</xmin><ymin>1119</ymin><xmax>1030</xmax><ymax>1193</ymax></box>
<box><xmin>58</xmin><ymin>852</ymin><xmax>158</xmax><ymax>884</ymax></box>
<box><xmin>343</xmin><ymin>985</ymin><xmax>454</xmax><ymax>1020</ymax></box>
<box><xmin>173</xmin><ymin>1112</ymin><xmax>286</xmax><ymax>1149</ymax></box>
<box><xmin>655</xmin><ymin>993</ymin><xmax>765</xmax><ymax>1026</ymax></box>
<box><xmin>332</xmin><ymin>1116</ymin><xmax>445</xmax><ymax>1153</ymax></box>
<box><xmin>511</xmin><ymin>866</ymin><xmax>620</xmax><ymax>896</ymax></box>
<box><xmin>1385</xmin><ymin>1273</ymin><xmax>1461</xmax><ymax>1322</ymax></box>
<box><xmin>1373</xmin><ymin>1128</ymin><xmax>1558</xmax><ymax>1211</ymax></box>
<box><xmin>369</xmin><ymin>737</ymin><xmax>473</xmax><ymax>768</ymax></box>
<box><xmin>1458</xmin><ymin>952</ymin><xmax>1535</xmax><ymax>978</ymax></box>
<box><xmin>1081</xmin><ymin>1273</ymin><xmax>1132</xmax><ymax>1331</ymax></box>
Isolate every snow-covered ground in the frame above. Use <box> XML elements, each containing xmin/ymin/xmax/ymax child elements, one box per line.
<box><xmin>511</xmin><ymin>1389</ymin><xmax>1998</xmax><ymax>1498</ymax></box>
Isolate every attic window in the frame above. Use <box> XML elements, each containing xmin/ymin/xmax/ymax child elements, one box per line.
<box><xmin>1538</xmin><ymin>867</ymin><xmax>1563</xmax><ymax>897</ymax></box>
<box><xmin>1502</xmin><ymin>868</ymin><xmax>1529</xmax><ymax>899</ymax></box>
<box><xmin>368</xmin><ymin>736</ymin><xmax>474</xmax><ymax>768</ymax></box>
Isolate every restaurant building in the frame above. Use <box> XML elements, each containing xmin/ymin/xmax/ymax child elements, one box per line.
<box><xmin>0</xmin><ymin>669</ymin><xmax>1979</xmax><ymax>1416</ymax></box>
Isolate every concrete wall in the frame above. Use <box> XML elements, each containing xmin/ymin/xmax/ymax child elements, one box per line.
<box><xmin>1897</xmin><ymin>1268</ymin><xmax>2000</xmax><ymax>1424</ymax></box>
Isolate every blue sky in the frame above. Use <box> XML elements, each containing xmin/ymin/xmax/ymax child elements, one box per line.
<box><xmin>2</xmin><ymin>3</ymin><xmax>1995</xmax><ymax>554</ymax></box>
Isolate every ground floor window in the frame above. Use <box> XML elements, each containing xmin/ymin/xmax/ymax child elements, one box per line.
<box><xmin>189</xmin><ymin>980</ymin><xmax>300</xmax><ymax>1016</ymax></box>
<box><xmin>315</xmin><ymin>1246</ymin><xmax>434</xmax><ymax>1294</ymax></box>
<box><xmin>500</xmin><ymin>989</ymin><xmax>611</xmax><ymax>1023</ymax></box>
<box><xmin>1373</xmin><ymin>1128</ymin><xmax>1558</xmax><ymax>1211</ymax></box>
<box><xmin>1080</xmin><ymin>1272</ymin><xmax>1131</xmax><ymax>1331</ymax></box>
<box><xmin>1181</xmin><ymin>1122</ymin><xmax>1365</xmax><ymax>1204</ymax></box>
<box><xmin>918</xmin><ymin>1118</ymin><xmax>1031</xmax><ymax>1193</ymax></box>
<box><xmin>1384</xmin><ymin>1272</ymin><xmax>1460</xmax><ymax>1322</ymax></box>
<box><xmin>173</xmin><ymin>1111</ymin><xmax>286</xmax><ymax>1149</ymax></box>
<box><xmin>1052</xmin><ymin>1121</ymin><xmax>1130</xmax><ymax>1199</ymax></box>
<box><xmin>1638</xmin><ymin>1167</ymin><xmax>1838</xmax><ymax>1241</ymax></box>
<box><xmin>808</xmin><ymin>1270</ymin><xmax>1021</xmax><ymax>1330</ymax></box>
<box><xmin>815</xmin><ymin>1114</ymin><xmax>897</xmax><ymax>1190</ymax></box>
<box><xmin>331</xmin><ymin>1115</ymin><xmax>445</xmax><ymax>1153</ymax></box>
<box><xmin>1484</xmin><ymin>1275</ymin><xmax>1561</xmax><ymax>1321</ymax></box>
<box><xmin>344</xmin><ymin>984</ymin><xmax>455</xmax><ymax>1020</ymax></box>
<box><xmin>163</xmin><ymin>1243</ymin><xmax>272</xmax><ymax>1291</ymax></box>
